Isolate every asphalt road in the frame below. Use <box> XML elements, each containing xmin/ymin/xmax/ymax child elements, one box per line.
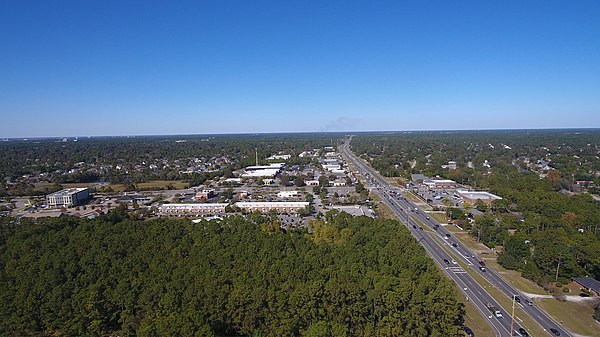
<box><xmin>340</xmin><ymin>139</ymin><xmax>571</xmax><ymax>337</ymax></box>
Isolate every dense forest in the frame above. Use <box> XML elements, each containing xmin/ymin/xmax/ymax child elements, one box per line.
<box><xmin>351</xmin><ymin>130</ymin><xmax>600</xmax><ymax>286</ymax></box>
<box><xmin>0</xmin><ymin>210</ymin><xmax>464</xmax><ymax>336</ymax></box>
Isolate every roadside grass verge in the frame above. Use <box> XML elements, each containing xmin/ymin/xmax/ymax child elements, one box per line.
<box><xmin>370</xmin><ymin>193</ymin><xmax>395</xmax><ymax>219</ymax></box>
<box><xmin>536</xmin><ymin>298</ymin><xmax>600</xmax><ymax>337</ymax></box>
<box><xmin>452</xmin><ymin>283</ymin><xmax>496</xmax><ymax>337</ymax></box>
<box><xmin>430</xmin><ymin>235</ymin><xmax>551</xmax><ymax>337</ymax></box>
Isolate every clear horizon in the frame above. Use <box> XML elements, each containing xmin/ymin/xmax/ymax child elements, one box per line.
<box><xmin>2</xmin><ymin>1</ymin><xmax>599</xmax><ymax>138</ymax></box>
<box><xmin>3</xmin><ymin>127</ymin><xmax>599</xmax><ymax>140</ymax></box>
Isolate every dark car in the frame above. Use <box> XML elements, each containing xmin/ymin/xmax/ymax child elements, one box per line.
<box><xmin>443</xmin><ymin>259</ymin><xmax>450</xmax><ymax>265</ymax></box>
<box><xmin>478</xmin><ymin>260</ymin><xmax>486</xmax><ymax>266</ymax></box>
<box><xmin>518</xmin><ymin>327</ymin><xmax>528</xmax><ymax>336</ymax></box>
<box><xmin>464</xmin><ymin>326</ymin><xmax>474</xmax><ymax>337</ymax></box>
<box><xmin>412</xmin><ymin>225</ymin><xmax>417</xmax><ymax>229</ymax></box>
<box><xmin>514</xmin><ymin>296</ymin><xmax>521</xmax><ymax>304</ymax></box>
<box><xmin>433</xmin><ymin>225</ymin><xmax>439</xmax><ymax>230</ymax></box>
<box><xmin>549</xmin><ymin>328</ymin><xmax>560</xmax><ymax>336</ymax></box>
<box><xmin>419</xmin><ymin>226</ymin><xmax>423</xmax><ymax>230</ymax></box>
<box><xmin>452</xmin><ymin>243</ymin><xmax>458</xmax><ymax>247</ymax></box>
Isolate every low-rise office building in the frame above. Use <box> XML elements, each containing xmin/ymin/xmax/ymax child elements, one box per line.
<box><xmin>193</xmin><ymin>189</ymin><xmax>215</xmax><ymax>200</ymax></box>
<box><xmin>423</xmin><ymin>179</ymin><xmax>458</xmax><ymax>189</ymax></box>
<box><xmin>158</xmin><ymin>203</ymin><xmax>228</xmax><ymax>217</ymax></box>
<box><xmin>456</xmin><ymin>190</ymin><xmax>502</xmax><ymax>204</ymax></box>
<box><xmin>46</xmin><ymin>188</ymin><xmax>90</xmax><ymax>208</ymax></box>
<box><xmin>277</xmin><ymin>190</ymin><xmax>300</xmax><ymax>198</ymax></box>
<box><xmin>235</xmin><ymin>201</ymin><xmax>309</xmax><ymax>213</ymax></box>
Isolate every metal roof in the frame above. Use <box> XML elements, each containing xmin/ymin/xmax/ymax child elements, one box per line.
<box><xmin>573</xmin><ymin>277</ymin><xmax>600</xmax><ymax>294</ymax></box>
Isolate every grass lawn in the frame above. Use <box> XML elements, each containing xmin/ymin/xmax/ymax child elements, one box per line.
<box><xmin>35</xmin><ymin>180</ymin><xmax>189</xmax><ymax>193</ymax></box>
<box><xmin>404</xmin><ymin>191</ymin><xmax>422</xmax><ymax>203</ymax></box>
<box><xmin>430</xmin><ymin>212</ymin><xmax>448</xmax><ymax>223</ymax></box>
<box><xmin>135</xmin><ymin>180</ymin><xmax>188</xmax><ymax>189</ymax></box>
<box><xmin>34</xmin><ymin>182</ymin><xmax>96</xmax><ymax>191</ymax></box>
<box><xmin>484</xmin><ymin>260</ymin><xmax>547</xmax><ymax>295</ymax></box>
<box><xmin>454</xmin><ymin>232</ymin><xmax>491</xmax><ymax>253</ymax></box>
<box><xmin>536</xmin><ymin>298</ymin><xmax>600</xmax><ymax>337</ymax></box>
<box><xmin>370</xmin><ymin>193</ymin><xmax>395</xmax><ymax>219</ymax></box>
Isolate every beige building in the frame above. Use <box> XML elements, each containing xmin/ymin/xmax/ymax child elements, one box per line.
<box><xmin>235</xmin><ymin>201</ymin><xmax>309</xmax><ymax>213</ymax></box>
<box><xmin>158</xmin><ymin>203</ymin><xmax>228</xmax><ymax>217</ymax></box>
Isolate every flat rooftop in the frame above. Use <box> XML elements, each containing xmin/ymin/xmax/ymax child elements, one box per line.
<box><xmin>456</xmin><ymin>190</ymin><xmax>502</xmax><ymax>200</ymax></box>
<box><xmin>47</xmin><ymin>188</ymin><xmax>89</xmax><ymax>197</ymax></box>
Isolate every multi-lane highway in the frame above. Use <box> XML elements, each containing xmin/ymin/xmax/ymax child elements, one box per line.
<box><xmin>340</xmin><ymin>139</ymin><xmax>571</xmax><ymax>337</ymax></box>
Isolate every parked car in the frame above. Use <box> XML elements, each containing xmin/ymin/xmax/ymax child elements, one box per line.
<box><xmin>464</xmin><ymin>326</ymin><xmax>474</xmax><ymax>337</ymax></box>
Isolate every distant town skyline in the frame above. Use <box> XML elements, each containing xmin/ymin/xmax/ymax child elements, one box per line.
<box><xmin>1</xmin><ymin>1</ymin><xmax>599</xmax><ymax>138</ymax></box>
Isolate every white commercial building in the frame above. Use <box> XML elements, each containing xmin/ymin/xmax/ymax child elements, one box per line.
<box><xmin>322</xmin><ymin>164</ymin><xmax>341</xmax><ymax>171</ymax></box>
<box><xmin>456</xmin><ymin>190</ymin><xmax>502</xmax><ymax>204</ymax></box>
<box><xmin>305</xmin><ymin>179</ymin><xmax>319</xmax><ymax>186</ymax></box>
<box><xmin>158</xmin><ymin>203</ymin><xmax>228</xmax><ymax>217</ymax></box>
<box><xmin>46</xmin><ymin>188</ymin><xmax>90</xmax><ymax>208</ymax></box>
<box><xmin>277</xmin><ymin>190</ymin><xmax>300</xmax><ymax>199</ymax></box>
<box><xmin>241</xmin><ymin>169</ymin><xmax>280</xmax><ymax>178</ymax></box>
<box><xmin>241</xmin><ymin>163</ymin><xmax>284</xmax><ymax>178</ymax></box>
<box><xmin>267</xmin><ymin>154</ymin><xmax>291</xmax><ymax>160</ymax></box>
<box><xmin>423</xmin><ymin>179</ymin><xmax>458</xmax><ymax>189</ymax></box>
<box><xmin>235</xmin><ymin>201</ymin><xmax>309</xmax><ymax>213</ymax></box>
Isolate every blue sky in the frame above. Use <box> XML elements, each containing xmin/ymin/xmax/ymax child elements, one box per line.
<box><xmin>1</xmin><ymin>1</ymin><xmax>599</xmax><ymax>137</ymax></box>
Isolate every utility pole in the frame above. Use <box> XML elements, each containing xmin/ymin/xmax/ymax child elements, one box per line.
<box><xmin>255</xmin><ymin>148</ymin><xmax>258</xmax><ymax>166</ymax></box>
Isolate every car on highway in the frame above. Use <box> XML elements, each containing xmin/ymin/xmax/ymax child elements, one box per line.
<box><xmin>443</xmin><ymin>259</ymin><xmax>450</xmax><ymax>265</ymax></box>
<box><xmin>419</xmin><ymin>226</ymin><xmax>423</xmax><ymax>230</ymax></box>
<box><xmin>518</xmin><ymin>327</ymin><xmax>529</xmax><ymax>336</ymax></box>
<box><xmin>451</xmin><ymin>259</ymin><xmax>457</xmax><ymax>265</ymax></box>
<box><xmin>479</xmin><ymin>266</ymin><xmax>486</xmax><ymax>272</ymax></box>
<box><xmin>451</xmin><ymin>243</ymin><xmax>458</xmax><ymax>247</ymax></box>
<box><xmin>549</xmin><ymin>328</ymin><xmax>560</xmax><ymax>336</ymax></box>
<box><xmin>513</xmin><ymin>295</ymin><xmax>521</xmax><ymax>304</ymax></box>
<box><xmin>525</xmin><ymin>299</ymin><xmax>533</xmax><ymax>306</ymax></box>
<box><xmin>433</xmin><ymin>225</ymin><xmax>439</xmax><ymax>230</ymax></box>
<box><xmin>478</xmin><ymin>260</ymin><xmax>486</xmax><ymax>266</ymax></box>
<box><xmin>412</xmin><ymin>225</ymin><xmax>417</xmax><ymax>229</ymax></box>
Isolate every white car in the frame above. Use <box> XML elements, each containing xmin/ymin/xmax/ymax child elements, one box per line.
<box><xmin>451</xmin><ymin>259</ymin><xmax>457</xmax><ymax>265</ymax></box>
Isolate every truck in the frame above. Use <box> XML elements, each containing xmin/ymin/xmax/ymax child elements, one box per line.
<box><xmin>486</xmin><ymin>303</ymin><xmax>503</xmax><ymax>318</ymax></box>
